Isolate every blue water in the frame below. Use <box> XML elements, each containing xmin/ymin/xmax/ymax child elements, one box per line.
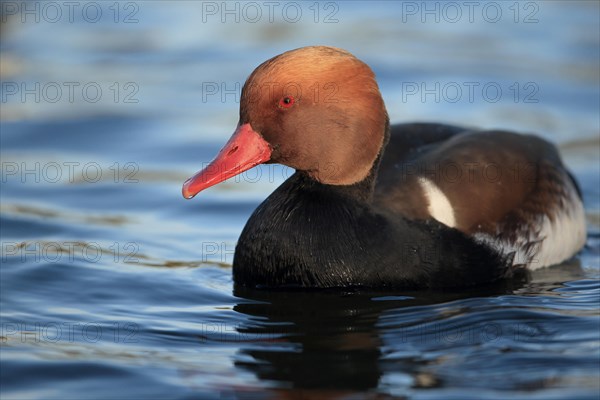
<box><xmin>1</xmin><ymin>1</ymin><xmax>599</xmax><ymax>399</ymax></box>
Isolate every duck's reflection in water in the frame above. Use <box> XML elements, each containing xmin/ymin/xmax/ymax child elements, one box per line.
<box><xmin>231</xmin><ymin>274</ymin><xmax>531</xmax><ymax>395</ymax></box>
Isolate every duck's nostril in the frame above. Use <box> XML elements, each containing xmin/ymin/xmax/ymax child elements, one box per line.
<box><xmin>227</xmin><ymin>146</ymin><xmax>239</xmax><ymax>156</ymax></box>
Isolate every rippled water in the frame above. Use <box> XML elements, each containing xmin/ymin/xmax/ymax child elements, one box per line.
<box><xmin>1</xmin><ymin>1</ymin><xmax>599</xmax><ymax>399</ymax></box>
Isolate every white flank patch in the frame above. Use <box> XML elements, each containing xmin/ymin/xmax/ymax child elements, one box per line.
<box><xmin>529</xmin><ymin>188</ymin><xmax>587</xmax><ymax>269</ymax></box>
<box><xmin>473</xmin><ymin>182</ymin><xmax>587</xmax><ymax>270</ymax></box>
<box><xmin>418</xmin><ymin>177</ymin><xmax>456</xmax><ymax>228</ymax></box>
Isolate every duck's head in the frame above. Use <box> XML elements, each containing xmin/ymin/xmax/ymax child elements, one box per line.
<box><xmin>183</xmin><ymin>46</ymin><xmax>388</xmax><ymax>199</ymax></box>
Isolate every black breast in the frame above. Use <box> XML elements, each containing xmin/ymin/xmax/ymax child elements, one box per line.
<box><xmin>232</xmin><ymin>172</ymin><xmax>513</xmax><ymax>289</ymax></box>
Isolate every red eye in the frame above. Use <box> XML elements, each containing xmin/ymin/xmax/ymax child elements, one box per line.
<box><xmin>278</xmin><ymin>96</ymin><xmax>295</xmax><ymax>109</ymax></box>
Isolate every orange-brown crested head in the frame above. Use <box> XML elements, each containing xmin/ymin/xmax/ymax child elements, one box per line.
<box><xmin>182</xmin><ymin>46</ymin><xmax>388</xmax><ymax>199</ymax></box>
<box><xmin>239</xmin><ymin>46</ymin><xmax>388</xmax><ymax>185</ymax></box>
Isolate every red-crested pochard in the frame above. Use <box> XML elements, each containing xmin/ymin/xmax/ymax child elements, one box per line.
<box><xmin>183</xmin><ymin>46</ymin><xmax>586</xmax><ymax>289</ymax></box>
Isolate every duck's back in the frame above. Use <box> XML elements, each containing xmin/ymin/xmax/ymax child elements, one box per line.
<box><xmin>374</xmin><ymin>123</ymin><xmax>586</xmax><ymax>269</ymax></box>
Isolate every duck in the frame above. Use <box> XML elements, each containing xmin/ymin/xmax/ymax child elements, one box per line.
<box><xmin>182</xmin><ymin>46</ymin><xmax>586</xmax><ymax>289</ymax></box>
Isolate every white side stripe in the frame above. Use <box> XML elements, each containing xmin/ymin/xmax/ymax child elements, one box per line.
<box><xmin>419</xmin><ymin>177</ymin><xmax>456</xmax><ymax>228</ymax></box>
